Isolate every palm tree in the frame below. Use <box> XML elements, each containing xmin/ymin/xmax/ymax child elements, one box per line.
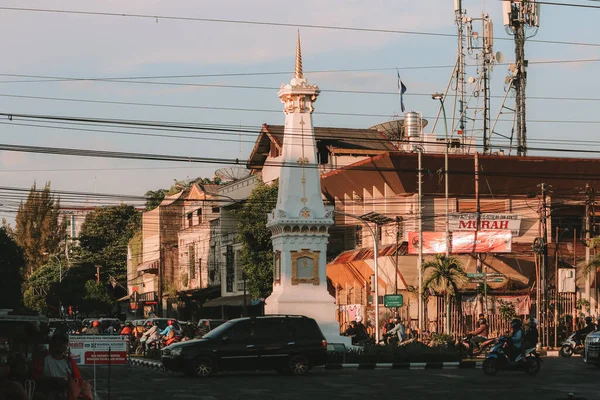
<box><xmin>422</xmin><ymin>254</ymin><xmax>468</xmax><ymax>334</ymax></box>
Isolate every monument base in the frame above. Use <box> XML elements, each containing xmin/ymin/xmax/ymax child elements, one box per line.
<box><xmin>264</xmin><ymin>288</ymin><xmax>352</xmax><ymax>347</ymax></box>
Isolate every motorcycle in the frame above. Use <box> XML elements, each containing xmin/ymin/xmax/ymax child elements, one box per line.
<box><xmin>482</xmin><ymin>337</ymin><xmax>542</xmax><ymax>376</ymax></box>
<box><xmin>460</xmin><ymin>334</ymin><xmax>496</xmax><ymax>358</ymax></box>
<box><xmin>560</xmin><ymin>333</ymin><xmax>585</xmax><ymax>357</ymax></box>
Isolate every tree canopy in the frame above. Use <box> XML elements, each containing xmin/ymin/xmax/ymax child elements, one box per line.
<box><xmin>75</xmin><ymin>205</ymin><xmax>141</xmax><ymax>282</ymax></box>
<box><xmin>0</xmin><ymin>227</ymin><xmax>25</xmax><ymax>309</ymax></box>
<box><xmin>14</xmin><ymin>182</ymin><xmax>65</xmax><ymax>276</ymax></box>
<box><xmin>235</xmin><ymin>181</ymin><xmax>278</xmax><ymax>299</ymax></box>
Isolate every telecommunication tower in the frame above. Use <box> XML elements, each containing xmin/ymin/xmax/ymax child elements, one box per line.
<box><xmin>503</xmin><ymin>0</ymin><xmax>541</xmax><ymax>156</ymax></box>
<box><xmin>466</xmin><ymin>14</ymin><xmax>499</xmax><ymax>154</ymax></box>
<box><xmin>454</xmin><ymin>0</ymin><xmax>467</xmax><ymax>137</ymax></box>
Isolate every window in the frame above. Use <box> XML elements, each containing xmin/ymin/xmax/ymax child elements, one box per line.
<box><xmin>197</xmin><ymin>208</ymin><xmax>203</xmax><ymax>224</ymax></box>
<box><xmin>255</xmin><ymin>318</ymin><xmax>289</xmax><ymax>341</ymax></box>
<box><xmin>212</xmin><ymin>206</ymin><xmax>220</xmax><ymax>213</ymax></box>
<box><xmin>228</xmin><ymin>320</ymin><xmax>255</xmax><ymax>342</ymax></box>
<box><xmin>273</xmin><ymin>251</ymin><xmax>281</xmax><ymax>284</ymax></box>
<box><xmin>187</xmin><ymin>213</ymin><xmax>193</xmax><ymax>228</ymax></box>
<box><xmin>188</xmin><ymin>245</ymin><xmax>196</xmax><ymax>280</ymax></box>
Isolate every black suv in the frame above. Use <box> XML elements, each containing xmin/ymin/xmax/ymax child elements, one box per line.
<box><xmin>161</xmin><ymin>315</ymin><xmax>328</xmax><ymax>377</ymax></box>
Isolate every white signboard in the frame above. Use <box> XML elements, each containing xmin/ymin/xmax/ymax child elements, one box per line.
<box><xmin>449</xmin><ymin>213</ymin><xmax>522</xmax><ymax>236</ymax></box>
<box><xmin>68</xmin><ymin>335</ymin><xmax>127</xmax><ymax>365</ymax></box>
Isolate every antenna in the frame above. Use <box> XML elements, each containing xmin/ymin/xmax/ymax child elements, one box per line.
<box><xmin>504</xmin><ymin>0</ymin><xmax>541</xmax><ymax>156</ymax></box>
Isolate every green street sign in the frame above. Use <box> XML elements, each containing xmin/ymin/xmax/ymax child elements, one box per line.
<box><xmin>467</xmin><ymin>273</ymin><xmax>485</xmax><ymax>278</ymax></box>
<box><xmin>487</xmin><ymin>277</ymin><xmax>505</xmax><ymax>283</ymax></box>
<box><xmin>384</xmin><ymin>294</ymin><xmax>403</xmax><ymax>308</ymax></box>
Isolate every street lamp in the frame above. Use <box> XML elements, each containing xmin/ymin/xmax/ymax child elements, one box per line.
<box><xmin>432</xmin><ymin>92</ymin><xmax>450</xmax><ymax>257</ymax></box>
<box><xmin>44</xmin><ymin>252</ymin><xmax>62</xmax><ymax>283</ymax></box>
<box><xmin>335</xmin><ymin>211</ymin><xmax>395</xmax><ymax>344</ymax></box>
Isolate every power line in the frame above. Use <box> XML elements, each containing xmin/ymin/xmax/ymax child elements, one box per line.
<box><xmin>1</xmin><ymin>6</ymin><xmax>600</xmax><ymax>48</ymax></box>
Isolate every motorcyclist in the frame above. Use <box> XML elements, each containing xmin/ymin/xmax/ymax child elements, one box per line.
<box><xmin>85</xmin><ymin>320</ymin><xmax>101</xmax><ymax>335</ymax></box>
<box><xmin>523</xmin><ymin>317</ymin><xmax>539</xmax><ymax>351</ymax></box>
<box><xmin>385</xmin><ymin>318</ymin><xmax>406</xmax><ymax>344</ymax></box>
<box><xmin>342</xmin><ymin>321</ymin><xmax>358</xmax><ymax>343</ymax></box>
<box><xmin>141</xmin><ymin>322</ymin><xmax>160</xmax><ymax>351</ymax></box>
<box><xmin>468</xmin><ymin>313</ymin><xmax>489</xmax><ymax>349</ymax></box>
<box><xmin>383</xmin><ymin>317</ymin><xmax>395</xmax><ymax>336</ymax></box>
<box><xmin>506</xmin><ymin>318</ymin><xmax>524</xmax><ymax>363</ymax></box>
<box><xmin>354</xmin><ymin>316</ymin><xmax>369</xmax><ymax>344</ymax></box>
<box><xmin>574</xmin><ymin>316</ymin><xmax>596</xmax><ymax>345</ymax></box>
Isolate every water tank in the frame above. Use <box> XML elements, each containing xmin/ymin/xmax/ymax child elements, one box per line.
<box><xmin>403</xmin><ymin>112</ymin><xmax>423</xmax><ymax>139</ymax></box>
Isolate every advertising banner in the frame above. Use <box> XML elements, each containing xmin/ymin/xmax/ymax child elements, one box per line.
<box><xmin>68</xmin><ymin>335</ymin><xmax>127</xmax><ymax>366</ymax></box>
<box><xmin>408</xmin><ymin>231</ymin><xmax>512</xmax><ymax>254</ymax></box>
<box><xmin>448</xmin><ymin>213</ymin><xmax>522</xmax><ymax>236</ymax></box>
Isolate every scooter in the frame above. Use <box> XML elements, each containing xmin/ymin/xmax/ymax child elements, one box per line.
<box><xmin>482</xmin><ymin>337</ymin><xmax>542</xmax><ymax>376</ymax></box>
<box><xmin>560</xmin><ymin>333</ymin><xmax>585</xmax><ymax>357</ymax></box>
<box><xmin>460</xmin><ymin>334</ymin><xmax>496</xmax><ymax>358</ymax></box>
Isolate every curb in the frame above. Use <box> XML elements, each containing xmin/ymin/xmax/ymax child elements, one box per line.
<box><xmin>128</xmin><ymin>357</ymin><xmax>481</xmax><ymax>371</ymax></box>
<box><xmin>128</xmin><ymin>357</ymin><xmax>165</xmax><ymax>371</ymax></box>
<box><xmin>323</xmin><ymin>361</ymin><xmax>481</xmax><ymax>370</ymax></box>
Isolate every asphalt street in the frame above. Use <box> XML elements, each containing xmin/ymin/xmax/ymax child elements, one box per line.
<box><xmin>81</xmin><ymin>357</ymin><xmax>599</xmax><ymax>400</ymax></box>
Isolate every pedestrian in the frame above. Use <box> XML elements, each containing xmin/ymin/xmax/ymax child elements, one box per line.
<box><xmin>85</xmin><ymin>321</ymin><xmax>100</xmax><ymax>335</ymax></box>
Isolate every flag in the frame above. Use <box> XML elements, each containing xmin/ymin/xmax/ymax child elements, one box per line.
<box><xmin>397</xmin><ymin>69</ymin><xmax>407</xmax><ymax>113</ymax></box>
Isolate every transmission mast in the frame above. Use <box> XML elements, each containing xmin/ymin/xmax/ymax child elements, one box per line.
<box><xmin>454</xmin><ymin>0</ymin><xmax>466</xmax><ymax>139</ymax></box>
<box><xmin>503</xmin><ymin>0</ymin><xmax>540</xmax><ymax>156</ymax></box>
<box><xmin>466</xmin><ymin>14</ymin><xmax>498</xmax><ymax>154</ymax></box>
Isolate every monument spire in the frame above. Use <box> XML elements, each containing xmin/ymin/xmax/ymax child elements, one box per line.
<box><xmin>265</xmin><ymin>34</ymin><xmax>351</xmax><ymax>347</ymax></box>
<box><xmin>295</xmin><ymin>31</ymin><xmax>303</xmax><ymax>79</ymax></box>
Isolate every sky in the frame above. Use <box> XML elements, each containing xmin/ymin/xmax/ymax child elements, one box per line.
<box><xmin>0</xmin><ymin>0</ymin><xmax>599</xmax><ymax>218</ymax></box>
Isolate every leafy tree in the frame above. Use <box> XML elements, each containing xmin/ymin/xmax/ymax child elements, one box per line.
<box><xmin>144</xmin><ymin>189</ymin><xmax>168</xmax><ymax>211</ymax></box>
<box><xmin>235</xmin><ymin>181</ymin><xmax>278</xmax><ymax>299</ymax></box>
<box><xmin>14</xmin><ymin>182</ymin><xmax>65</xmax><ymax>277</ymax></box>
<box><xmin>81</xmin><ymin>281</ymin><xmax>113</xmax><ymax>316</ymax></box>
<box><xmin>23</xmin><ymin>263</ymin><xmax>60</xmax><ymax>315</ymax></box>
<box><xmin>76</xmin><ymin>205</ymin><xmax>141</xmax><ymax>282</ymax></box>
<box><xmin>0</xmin><ymin>227</ymin><xmax>25</xmax><ymax>309</ymax></box>
<box><xmin>422</xmin><ymin>255</ymin><xmax>467</xmax><ymax>333</ymax></box>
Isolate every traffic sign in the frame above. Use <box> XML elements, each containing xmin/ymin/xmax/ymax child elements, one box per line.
<box><xmin>384</xmin><ymin>294</ymin><xmax>403</xmax><ymax>308</ymax></box>
<box><xmin>487</xmin><ymin>277</ymin><xmax>505</xmax><ymax>283</ymax></box>
<box><xmin>467</xmin><ymin>273</ymin><xmax>485</xmax><ymax>278</ymax></box>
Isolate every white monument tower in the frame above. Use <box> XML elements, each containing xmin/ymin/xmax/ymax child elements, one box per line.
<box><xmin>264</xmin><ymin>33</ymin><xmax>350</xmax><ymax>345</ymax></box>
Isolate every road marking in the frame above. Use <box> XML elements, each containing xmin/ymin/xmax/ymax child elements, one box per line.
<box><xmin>437</xmin><ymin>373</ymin><xmax>465</xmax><ymax>379</ymax></box>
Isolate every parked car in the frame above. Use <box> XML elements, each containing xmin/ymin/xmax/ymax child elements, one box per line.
<box><xmin>584</xmin><ymin>330</ymin><xmax>600</xmax><ymax>367</ymax></box>
<box><xmin>161</xmin><ymin>315</ymin><xmax>328</xmax><ymax>377</ymax></box>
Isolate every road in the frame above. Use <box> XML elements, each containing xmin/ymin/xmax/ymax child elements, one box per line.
<box><xmin>81</xmin><ymin>357</ymin><xmax>598</xmax><ymax>400</ymax></box>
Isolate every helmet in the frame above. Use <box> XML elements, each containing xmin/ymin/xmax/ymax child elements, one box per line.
<box><xmin>92</xmin><ymin>320</ymin><xmax>100</xmax><ymax>328</ymax></box>
<box><xmin>393</xmin><ymin>317</ymin><xmax>400</xmax><ymax>324</ymax></box>
<box><xmin>355</xmin><ymin>316</ymin><xmax>363</xmax><ymax>323</ymax></box>
<box><xmin>168</xmin><ymin>320</ymin><xmax>175</xmax><ymax>326</ymax></box>
<box><xmin>510</xmin><ymin>318</ymin><xmax>522</xmax><ymax>329</ymax></box>
<box><xmin>585</xmin><ymin>316</ymin><xmax>593</xmax><ymax>324</ymax></box>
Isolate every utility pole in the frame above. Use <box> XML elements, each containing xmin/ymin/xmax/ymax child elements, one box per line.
<box><xmin>158</xmin><ymin>246</ymin><xmax>164</xmax><ymax>317</ymax></box>
<box><xmin>503</xmin><ymin>0</ymin><xmax>540</xmax><ymax>156</ymax></box>
<box><xmin>538</xmin><ymin>183</ymin><xmax>549</xmax><ymax>346</ymax></box>
<box><xmin>395</xmin><ymin>216</ymin><xmax>401</xmax><ymax>295</ymax></box>
<box><xmin>417</xmin><ymin>150</ymin><xmax>424</xmax><ymax>337</ymax></box>
<box><xmin>584</xmin><ymin>184</ymin><xmax>594</xmax><ymax>309</ymax></box>
<box><xmin>475</xmin><ymin>152</ymin><xmax>485</xmax><ymax>313</ymax></box>
<box><xmin>554</xmin><ymin>226</ymin><xmax>559</xmax><ymax>348</ymax></box>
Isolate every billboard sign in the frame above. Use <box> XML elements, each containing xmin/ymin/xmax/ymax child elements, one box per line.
<box><xmin>408</xmin><ymin>231</ymin><xmax>512</xmax><ymax>254</ymax></box>
<box><xmin>448</xmin><ymin>213</ymin><xmax>521</xmax><ymax>236</ymax></box>
<box><xmin>69</xmin><ymin>335</ymin><xmax>127</xmax><ymax>365</ymax></box>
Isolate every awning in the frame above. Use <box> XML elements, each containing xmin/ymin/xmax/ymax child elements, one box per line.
<box><xmin>137</xmin><ymin>259</ymin><xmax>159</xmax><ymax>272</ymax></box>
<box><xmin>202</xmin><ymin>295</ymin><xmax>261</xmax><ymax>308</ymax></box>
<box><xmin>178</xmin><ymin>286</ymin><xmax>220</xmax><ymax>299</ymax></box>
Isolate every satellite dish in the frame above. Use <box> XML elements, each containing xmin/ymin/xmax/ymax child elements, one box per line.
<box><xmin>495</xmin><ymin>51</ymin><xmax>504</xmax><ymax>63</ymax></box>
<box><xmin>467</xmin><ymin>76</ymin><xmax>475</xmax><ymax>84</ymax></box>
<box><xmin>214</xmin><ymin>167</ymin><xmax>251</xmax><ymax>182</ymax></box>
